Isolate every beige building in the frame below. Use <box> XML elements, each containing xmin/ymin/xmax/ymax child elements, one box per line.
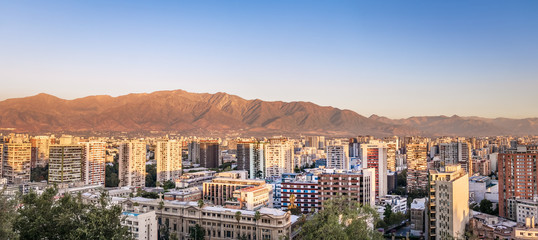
<box><xmin>407</xmin><ymin>142</ymin><xmax>429</xmax><ymax>192</ymax></box>
<box><xmin>203</xmin><ymin>177</ymin><xmax>267</xmax><ymax>206</ymax></box>
<box><xmin>325</xmin><ymin>144</ymin><xmax>349</xmax><ymax>170</ymax></box>
<box><xmin>228</xmin><ymin>185</ymin><xmax>272</xmax><ymax>210</ymax></box>
<box><xmin>48</xmin><ymin>145</ymin><xmax>83</xmax><ymax>184</ymax></box>
<box><xmin>514</xmin><ymin>217</ymin><xmax>538</xmax><ymax>239</ymax></box>
<box><xmin>264</xmin><ymin>141</ymin><xmax>294</xmax><ymax>178</ymax></box>
<box><xmin>2</xmin><ymin>143</ymin><xmax>31</xmax><ymax>184</ymax></box>
<box><xmin>119</xmin><ymin>141</ymin><xmax>147</xmax><ymax>188</ymax></box>
<box><xmin>82</xmin><ymin>142</ymin><xmax>106</xmax><ymax>185</ymax></box>
<box><xmin>428</xmin><ymin>165</ymin><xmax>469</xmax><ymax>240</ymax></box>
<box><xmin>122</xmin><ymin>198</ymin><xmax>292</xmax><ymax>240</ymax></box>
<box><xmin>156</xmin><ymin>140</ymin><xmax>182</xmax><ymax>183</ymax></box>
<box><xmin>121</xmin><ymin>210</ymin><xmax>158</xmax><ymax>240</ymax></box>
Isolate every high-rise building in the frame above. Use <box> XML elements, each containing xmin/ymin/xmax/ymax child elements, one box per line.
<box><xmin>360</xmin><ymin>141</ymin><xmax>388</xmax><ymax>198</ymax></box>
<box><xmin>325</xmin><ymin>144</ymin><xmax>349</xmax><ymax>170</ymax></box>
<box><xmin>439</xmin><ymin>141</ymin><xmax>472</xmax><ymax>173</ymax></box>
<box><xmin>236</xmin><ymin>141</ymin><xmax>265</xmax><ymax>179</ymax></box>
<box><xmin>407</xmin><ymin>142</ymin><xmax>429</xmax><ymax>192</ymax></box>
<box><xmin>30</xmin><ymin>136</ymin><xmax>51</xmax><ymax>168</ymax></box>
<box><xmin>48</xmin><ymin>145</ymin><xmax>83</xmax><ymax>184</ymax></box>
<box><xmin>281</xmin><ymin>179</ymin><xmax>319</xmax><ymax>213</ymax></box>
<box><xmin>386</xmin><ymin>140</ymin><xmax>398</xmax><ymax>172</ymax></box>
<box><xmin>81</xmin><ymin>142</ymin><xmax>106</xmax><ymax>185</ymax></box>
<box><xmin>155</xmin><ymin>140</ymin><xmax>182</xmax><ymax>183</ymax></box>
<box><xmin>199</xmin><ymin>140</ymin><xmax>219</xmax><ymax>168</ymax></box>
<box><xmin>187</xmin><ymin>141</ymin><xmax>200</xmax><ymax>163</ymax></box>
<box><xmin>264</xmin><ymin>140</ymin><xmax>294</xmax><ymax>178</ymax></box>
<box><xmin>2</xmin><ymin>143</ymin><xmax>31</xmax><ymax>184</ymax></box>
<box><xmin>318</xmin><ymin>169</ymin><xmax>376</xmax><ymax>207</ymax></box>
<box><xmin>119</xmin><ymin>141</ymin><xmax>147</xmax><ymax>188</ymax></box>
<box><xmin>428</xmin><ymin>165</ymin><xmax>469</xmax><ymax>240</ymax></box>
<box><xmin>498</xmin><ymin>145</ymin><xmax>538</xmax><ymax>220</ymax></box>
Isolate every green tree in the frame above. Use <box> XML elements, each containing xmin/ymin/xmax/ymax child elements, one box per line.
<box><xmin>383</xmin><ymin>204</ymin><xmax>392</xmax><ymax>222</ymax></box>
<box><xmin>162</xmin><ymin>180</ymin><xmax>176</xmax><ymax>191</ymax></box>
<box><xmin>254</xmin><ymin>210</ymin><xmax>261</xmax><ymax>240</ymax></box>
<box><xmin>235</xmin><ymin>211</ymin><xmax>242</xmax><ymax>238</ymax></box>
<box><xmin>31</xmin><ymin>164</ymin><xmax>49</xmax><ymax>182</ymax></box>
<box><xmin>105</xmin><ymin>162</ymin><xmax>119</xmax><ymax>187</ymax></box>
<box><xmin>146</xmin><ymin>164</ymin><xmax>157</xmax><ymax>187</ymax></box>
<box><xmin>396</xmin><ymin>169</ymin><xmax>407</xmax><ymax>187</ymax></box>
<box><xmin>14</xmin><ymin>187</ymin><xmax>131</xmax><ymax>240</ymax></box>
<box><xmin>299</xmin><ymin>197</ymin><xmax>383</xmax><ymax>240</ymax></box>
<box><xmin>479</xmin><ymin>199</ymin><xmax>494</xmax><ymax>214</ymax></box>
<box><xmin>189</xmin><ymin>224</ymin><xmax>205</xmax><ymax>240</ymax></box>
<box><xmin>0</xmin><ymin>186</ymin><xmax>18</xmax><ymax>239</ymax></box>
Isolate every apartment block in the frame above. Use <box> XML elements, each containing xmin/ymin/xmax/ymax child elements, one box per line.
<box><xmin>2</xmin><ymin>143</ymin><xmax>31</xmax><ymax>184</ymax></box>
<box><xmin>48</xmin><ymin>144</ymin><xmax>83</xmax><ymax>184</ymax></box>
<box><xmin>360</xmin><ymin>141</ymin><xmax>388</xmax><ymax>198</ymax></box>
<box><xmin>318</xmin><ymin>169</ymin><xmax>376</xmax><ymax>207</ymax></box>
<box><xmin>81</xmin><ymin>142</ymin><xmax>106</xmax><ymax>185</ymax></box>
<box><xmin>236</xmin><ymin>141</ymin><xmax>265</xmax><ymax>179</ymax></box>
<box><xmin>200</xmin><ymin>140</ymin><xmax>220</xmax><ymax>168</ymax></box>
<box><xmin>265</xmin><ymin>141</ymin><xmax>294</xmax><ymax>178</ymax></box>
<box><xmin>156</xmin><ymin>140</ymin><xmax>182</xmax><ymax>183</ymax></box>
<box><xmin>121</xmin><ymin>211</ymin><xmax>158</xmax><ymax>240</ymax></box>
<box><xmin>325</xmin><ymin>144</ymin><xmax>349</xmax><ymax>170</ymax></box>
<box><xmin>119</xmin><ymin>141</ymin><xmax>147</xmax><ymax>188</ymax></box>
<box><xmin>407</xmin><ymin>142</ymin><xmax>429</xmax><ymax>192</ymax></box>
<box><xmin>281</xmin><ymin>180</ymin><xmax>319</xmax><ymax>213</ymax></box>
<box><xmin>203</xmin><ymin>176</ymin><xmax>266</xmax><ymax>206</ymax></box>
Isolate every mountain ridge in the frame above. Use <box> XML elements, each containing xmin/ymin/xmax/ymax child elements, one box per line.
<box><xmin>0</xmin><ymin>90</ymin><xmax>536</xmax><ymax>136</ymax></box>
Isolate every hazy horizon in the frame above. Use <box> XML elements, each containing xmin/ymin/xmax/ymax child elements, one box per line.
<box><xmin>1</xmin><ymin>1</ymin><xmax>537</xmax><ymax>118</ymax></box>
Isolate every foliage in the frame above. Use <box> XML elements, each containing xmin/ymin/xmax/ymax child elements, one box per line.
<box><xmin>290</xmin><ymin>206</ymin><xmax>302</xmax><ymax>215</ymax></box>
<box><xmin>408</xmin><ymin>189</ymin><xmax>427</xmax><ymax>199</ymax></box>
<box><xmin>299</xmin><ymin>197</ymin><xmax>383</xmax><ymax>240</ymax></box>
<box><xmin>473</xmin><ymin>199</ymin><xmax>498</xmax><ymax>215</ymax></box>
<box><xmin>294</xmin><ymin>165</ymin><xmax>301</xmax><ymax>173</ymax></box>
<box><xmin>397</xmin><ymin>169</ymin><xmax>407</xmax><ymax>187</ymax></box>
<box><xmin>146</xmin><ymin>164</ymin><xmax>157</xmax><ymax>187</ymax></box>
<box><xmin>383</xmin><ymin>204</ymin><xmax>392</xmax><ymax>222</ymax></box>
<box><xmin>188</xmin><ymin>224</ymin><xmax>205</xmax><ymax>240</ymax></box>
<box><xmin>197</xmin><ymin>199</ymin><xmax>204</xmax><ymax>209</ymax></box>
<box><xmin>31</xmin><ymin>164</ymin><xmax>49</xmax><ymax>182</ymax></box>
<box><xmin>139</xmin><ymin>191</ymin><xmax>160</xmax><ymax>199</ymax></box>
<box><xmin>0</xmin><ymin>186</ymin><xmax>18</xmax><ymax>239</ymax></box>
<box><xmin>235</xmin><ymin>211</ymin><xmax>242</xmax><ymax>223</ymax></box>
<box><xmin>162</xmin><ymin>180</ymin><xmax>176</xmax><ymax>191</ymax></box>
<box><xmin>14</xmin><ymin>187</ymin><xmax>132</xmax><ymax>240</ymax></box>
<box><xmin>105</xmin><ymin>162</ymin><xmax>119</xmax><ymax>187</ymax></box>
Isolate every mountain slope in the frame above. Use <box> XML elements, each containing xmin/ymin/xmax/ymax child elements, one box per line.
<box><xmin>0</xmin><ymin>90</ymin><xmax>417</xmax><ymax>136</ymax></box>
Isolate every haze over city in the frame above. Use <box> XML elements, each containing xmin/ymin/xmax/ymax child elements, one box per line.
<box><xmin>1</xmin><ymin>1</ymin><xmax>537</xmax><ymax>118</ymax></box>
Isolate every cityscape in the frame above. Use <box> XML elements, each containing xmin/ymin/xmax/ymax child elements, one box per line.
<box><xmin>1</xmin><ymin>1</ymin><xmax>538</xmax><ymax>240</ymax></box>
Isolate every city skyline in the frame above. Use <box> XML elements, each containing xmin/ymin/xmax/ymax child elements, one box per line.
<box><xmin>1</xmin><ymin>1</ymin><xmax>538</xmax><ymax>118</ymax></box>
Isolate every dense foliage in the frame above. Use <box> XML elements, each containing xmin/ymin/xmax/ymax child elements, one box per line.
<box><xmin>299</xmin><ymin>197</ymin><xmax>383</xmax><ymax>240</ymax></box>
<box><xmin>6</xmin><ymin>187</ymin><xmax>132</xmax><ymax>240</ymax></box>
<box><xmin>30</xmin><ymin>164</ymin><xmax>49</xmax><ymax>182</ymax></box>
<box><xmin>146</xmin><ymin>164</ymin><xmax>157</xmax><ymax>187</ymax></box>
<box><xmin>105</xmin><ymin>162</ymin><xmax>119</xmax><ymax>187</ymax></box>
<box><xmin>0</xmin><ymin>187</ymin><xmax>18</xmax><ymax>239</ymax></box>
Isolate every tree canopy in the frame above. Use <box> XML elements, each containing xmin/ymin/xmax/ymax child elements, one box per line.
<box><xmin>299</xmin><ymin>197</ymin><xmax>383</xmax><ymax>240</ymax></box>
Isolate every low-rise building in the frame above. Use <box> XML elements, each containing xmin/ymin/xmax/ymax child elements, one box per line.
<box><xmin>410</xmin><ymin>198</ymin><xmax>427</xmax><ymax>236</ymax></box>
<box><xmin>468</xmin><ymin>211</ymin><xmax>517</xmax><ymax>239</ymax></box>
<box><xmin>121</xmin><ymin>210</ymin><xmax>158</xmax><ymax>240</ymax></box>
<box><xmin>175</xmin><ymin>170</ymin><xmax>216</xmax><ymax>188</ymax></box>
<box><xmin>513</xmin><ymin>217</ymin><xmax>538</xmax><ymax>239</ymax></box>
<box><xmin>281</xmin><ymin>179</ymin><xmax>319</xmax><ymax>213</ymax></box>
<box><xmin>203</xmin><ymin>177</ymin><xmax>267</xmax><ymax>206</ymax></box>
<box><xmin>164</xmin><ymin>187</ymin><xmax>202</xmax><ymax>202</ymax></box>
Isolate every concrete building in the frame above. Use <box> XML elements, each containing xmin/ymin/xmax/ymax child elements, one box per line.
<box><xmin>472</xmin><ymin>158</ymin><xmax>490</xmax><ymax>176</ymax></box>
<box><xmin>2</xmin><ymin>143</ymin><xmax>31</xmax><ymax>184</ymax></box>
<box><xmin>385</xmin><ymin>139</ymin><xmax>398</xmax><ymax>172</ymax></box>
<box><xmin>264</xmin><ymin>141</ymin><xmax>294</xmax><ymax>178</ymax></box>
<box><xmin>48</xmin><ymin>145</ymin><xmax>82</xmax><ymax>184</ymax></box>
<box><xmin>513</xmin><ymin>217</ymin><xmax>538</xmax><ymax>239</ymax></box>
<box><xmin>122</xmin><ymin>198</ymin><xmax>292</xmax><ymax>240</ymax></box>
<box><xmin>281</xmin><ymin>179</ymin><xmax>319</xmax><ymax>213</ymax></box>
<box><xmin>188</xmin><ymin>141</ymin><xmax>200</xmax><ymax>164</ymax></box>
<box><xmin>81</xmin><ymin>142</ymin><xmax>106</xmax><ymax>185</ymax></box>
<box><xmin>164</xmin><ymin>187</ymin><xmax>202</xmax><ymax>202</ymax></box>
<box><xmin>175</xmin><ymin>170</ymin><xmax>216</xmax><ymax>188</ymax></box>
<box><xmin>498</xmin><ymin>145</ymin><xmax>538</xmax><ymax>220</ymax></box>
<box><xmin>407</xmin><ymin>142</ymin><xmax>429</xmax><ymax>192</ymax></box>
<box><xmin>203</xmin><ymin>176</ymin><xmax>267</xmax><ymax>206</ymax></box>
<box><xmin>318</xmin><ymin>169</ymin><xmax>376</xmax><ymax>207</ymax></box>
<box><xmin>410</xmin><ymin>198</ymin><xmax>427</xmax><ymax>236</ymax></box>
<box><xmin>439</xmin><ymin>141</ymin><xmax>472</xmax><ymax>173</ymax></box>
<box><xmin>515</xmin><ymin>199</ymin><xmax>538</xmax><ymax>225</ymax></box>
<box><xmin>30</xmin><ymin>136</ymin><xmax>51</xmax><ymax>168</ymax></box>
<box><xmin>119</xmin><ymin>141</ymin><xmax>147</xmax><ymax>188</ymax></box>
<box><xmin>428</xmin><ymin>165</ymin><xmax>469</xmax><ymax>240</ymax></box>
<box><xmin>227</xmin><ymin>185</ymin><xmax>273</xmax><ymax>211</ymax></box>
<box><xmin>121</xmin><ymin>210</ymin><xmax>158</xmax><ymax>240</ymax></box>
<box><xmin>469</xmin><ymin>176</ymin><xmax>497</xmax><ymax>204</ymax></box>
<box><xmin>236</xmin><ymin>141</ymin><xmax>265</xmax><ymax>179</ymax></box>
<box><xmin>360</xmin><ymin>141</ymin><xmax>388</xmax><ymax>198</ymax></box>
<box><xmin>377</xmin><ymin>195</ymin><xmax>407</xmax><ymax>217</ymax></box>
<box><xmin>325</xmin><ymin>144</ymin><xmax>349</xmax><ymax>170</ymax></box>
<box><xmin>156</xmin><ymin>140</ymin><xmax>182</xmax><ymax>183</ymax></box>
<box><xmin>468</xmin><ymin>211</ymin><xmax>517</xmax><ymax>240</ymax></box>
<box><xmin>200</xmin><ymin>140</ymin><xmax>220</xmax><ymax>169</ymax></box>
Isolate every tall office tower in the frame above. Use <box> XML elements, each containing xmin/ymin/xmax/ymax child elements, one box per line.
<box><xmin>498</xmin><ymin>145</ymin><xmax>538</xmax><ymax>220</ymax></box>
<box><xmin>81</xmin><ymin>142</ymin><xmax>106</xmax><ymax>185</ymax></box>
<box><xmin>48</xmin><ymin>145</ymin><xmax>82</xmax><ymax>184</ymax></box>
<box><xmin>439</xmin><ymin>141</ymin><xmax>472</xmax><ymax>173</ymax></box>
<box><xmin>265</xmin><ymin>141</ymin><xmax>294</xmax><ymax>178</ymax></box>
<box><xmin>318</xmin><ymin>168</ymin><xmax>376</xmax><ymax>207</ymax></box>
<box><xmin>199</xmin><ymin>140</ymin><xmax>219</xmax><ymax>168</ymax></box>
<box><xmin>326</xmin><ymin>144</ymin><xmax>349</xmax><ymax>170</ymax></box>
<box><xmin>188</xmin><ymin>141</ymin><xmax>200</xmax><ymax>163</ymax></box>
<box><xmin>30</xmin><ymin>136</ymin><xmax>51</xmax><ymax>168</ymax></box>
<box><xmin>119</xmin><ymin>141</ymin><xmax>147</xmax><ymax>188</ymax></box>
<box><xmin>428</xmin><ymin>165</ymin><xmax>469</xmax><ymax>240</ymax></box>
<box><xmin>2</xmin><ymin>143</ymin><xmax>31</xmax><ymax>184</ymax></box>
<box><xmin>155</xmin><ymin>140</ymin><xmax>182</xmax><ymax>183</ymax></box>
<box><xmin>407</xmin><ymin>143</ymin><xmax>429</xmax><ymax>192</ymax></box>
<box><xmin>236</xmin><ymin>141</ymin><xmax>265</xmax><ymax>179</ymax></box>
<box><xmin>360</xmin><ymin>141</ymin><xmax>388</xmax><ymax>198</ymax></box>
<box><xmin>385</xmin><ymin>140</ymin><xmax>398</xmax><ymax>172</ymax></box>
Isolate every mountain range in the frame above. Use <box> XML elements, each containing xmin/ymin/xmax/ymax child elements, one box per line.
<box><xmin>0</xmin><ymin>90</ymin><xmax>536</xmax><ymax>137</ymax></box>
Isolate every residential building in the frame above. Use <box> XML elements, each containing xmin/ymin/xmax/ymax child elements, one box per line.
<box><xmin>119</xmin><ymin>141</ymin><xmax>147</xmax><ymax>188</ymax></box>
<box><xmin>281</xmin><ymin>179</ymin><xmax>319</xmax><ymax>213</ymax></box>
<box><xmin>30</xmin><ymin>136</ymin><xmax>51</xmax><ymax>168</ymax></box>
<box><xmin>121</xmin><ymin>211</ymin><xmax>158</xmax><ymax>240</ymax></box>
<box><xmin>472</xmin><ymin>158</ymin><xmax>490</xmax><ymax>176</ymax></box>
<box><xmin>164</xmin><ymin>187</ymin><xmax>202</xmax><ymax>202</ymax></box>
<box><xmin>175</xmin><ymin>170</ymin><xmax>216</xmax><ymax>188</ymax></box>
<box><xmin>81</xmin><ymin>142</ymin><xmax>106</xmax><ymax>185</ymax></box>
<box><xmin>318</xmin><ymin>169</ymin><xmax>376</xmax><ymax>207</ymax></box>
<box><xmin>203</xmin><ymin>177</ymin><xmax>267</xmax><ymax>206</ymax></box>
<box><xmin>468</xmin><ymin>211</ymin><xmax>517</xmax><ymax>240</ymax></box>
<box><xmin>200</xmin><ymin>140</ymin><xmax>219</xmax><ymax>168</ymax></box>
<box><xmin>2</xmin><ymin>143</ymin><xmax>31</xmax><ymax>184</ymax></box>
<box><xmin>410</xmin><ymin>198</ymin><xmax>427</xmax><ymax>236</ymax></box>
<box><xmin>428</xmin><ymin>165</ymin><xmax>469</xmax><ymax>240</ymax></box>
<box><xmin>156</xmin><ymin>140</ymin><xmax>182</xmax><ymax>183</ymax></box>
<box><xmin>265</xmin><ymin>141</ymin><xmax>294</xmax><ymax>178</ymax></box>
<box><xmin>325</xmin><ymin>144</ymin><xmax>349</xmax><ymax>170</ymax></box>
<box><xmin>386</xmin><ymin>139</ymin><xmax>398</xmax><ymax>172</ymax></box>
<box><xmin>360</xmin><ymin>141</ymin><xmax>388</xmax><ymax>198</ymax></box>
<box><xmin>236</xmin><ymin>141</ymin><xmax>265</xmax><ymax>179</ymax></box>
<box><xmin>513</xmin><ymin>217</ymin><xmax>538</xmax><ymax>239</ymax></box>
<box><xmin>227</xmin><ymin>185</ymin><xmax>273</xmax><ymax>211</ymax></box>
<box><xmin>407</xmin><ymin>142</ymin><xmax>429</xmax><ymax>192</ymax></box>
<box><xmin>48</xmin><ymin>144</ymin><xmax>83</xmax><ymax>184</ymax></box>
<box><xmin>188</xmin><ymin>141</ymin><xmax>200</xmax><ymax>164</ymax></box>
<box><xmin>498</xmin><ymin>145</ymin><xmax>538</xmax><ymax>220</ymax></box>
<box><xmin>439</xmin><ymin>141</ymin><xmax>472</xmax><ymax>173</ymax></box>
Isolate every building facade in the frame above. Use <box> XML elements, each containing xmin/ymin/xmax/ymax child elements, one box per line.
<box><xmin>325</xmin><ymin>144</ymin><xmax>349</xmax><ymax>170</ymax></box>
<box><xmin>264</xmin><ymin>142</ymin><xmax>294</xmax><ymax>178</ymax></box>
<box><xmin>119</xmin><ymin>141</ymin><xmax>147</xmax><ymax>188</ymax></box>
<box><xmin>200</xmin><ymin>140</ymin><xmax>220</xmax><ymax>169</ymax></box>
<box><xmin>360</xmin><ymin>141</ymin><xmax>388</xmax><ymax>198</ymax></box>
<box><xmin>407</xmin><ymin>142</ymin><xmax>429</xmax><ymax>192</ymax></box>
<box><xmin>48</xmin><ymin>144</ymin><xmax>83</xmax><ymax>184</ymax></box>
<box><xmin>2</xmin><ymin>143</ymin><xmax>31</xmax><ymax>184</ymax></box>
<box><xmin>236</xmin><ymin>141</ymin><xmax>265</xmax><ymax>179</ymax></box>
<box><xmin>318</xmin><ymin>169</ymin><xmax>376</xmax><ymax>207</ymax></box>
<box><xmin>81</xmin><ymin>142</ymin><xmax>106</xmax><ymax>185</ymax></box>
<box><xmin>156</xmin><ymin>140</ymin><xmax>182</xmax><ymax>183</ymax></box>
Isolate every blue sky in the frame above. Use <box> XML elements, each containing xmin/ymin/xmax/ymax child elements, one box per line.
<box><xmin>1</xmin><ymin>0</ymin><xmax>537</xmax><ymax>118</ymax></box>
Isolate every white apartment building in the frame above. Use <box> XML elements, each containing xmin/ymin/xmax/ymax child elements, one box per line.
<box><xmin>119</xmin><ymin>141</ymin><xmax>147</xmax><ymax>188</ymax></box>
<box><xmin>264</xmin><ymin>142</ymin><xmax>294</xmax><ymax>178</ymax></box>
<box><xmin>156</xmin><ymin>140</ymin><xmax>182</xmax><ymax>183</ymax></box>
<box><xmin>48</xmin><ymin>145</ymin><xmax>83</xmax><ymax>184</ymax></box>
<box><xmin>82</xmin><ymin>142</ymin><xmax>106</xmax><ymax>185</ymax></box>
<box><xmin>2</xmin><ymin>143</ymin><xmax>31</xmax><ymax>184</ymax></box>
<box><xmin>121</xmin><ymin>210</ymin><xmax>158</xmax><ymax>240</ymax></box>
<box><xmin>325</xmin><ymin>144</ymin><xmax>349</xmax><ymax>170</ymax></box>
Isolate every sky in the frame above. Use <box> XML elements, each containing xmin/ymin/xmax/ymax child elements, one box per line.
<box><xmin>1</xmin><ymin>0</ymin><xmax>537</xmax><ymax>119</ymax></box>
